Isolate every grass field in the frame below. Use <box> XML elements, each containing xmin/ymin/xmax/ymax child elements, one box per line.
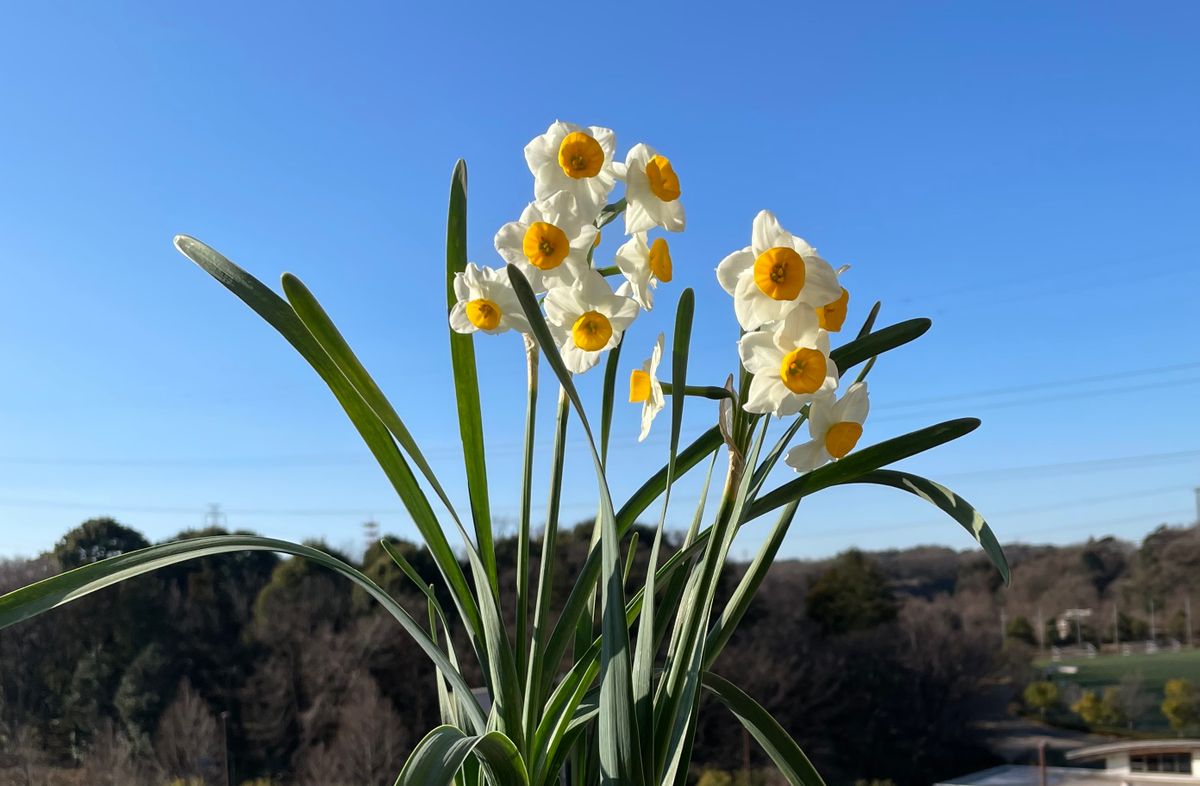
<box><xmin>1040</xmin><ymin>648</ymin><xmax>1200</xmax><ymax>694</ymax></box>
<box><xmin>1036</xmin><ymin>648</ymin><xmax>1200</xmax><ymax>731</ymax></box>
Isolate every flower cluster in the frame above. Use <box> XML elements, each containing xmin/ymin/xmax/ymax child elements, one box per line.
<box><xmin>450</xmin><ymin>120</ymin><xmax>684</xmax><ymax>376</ymax></box>
<box><xmin>717</xmin><ymin>210</ymin><xmax>867</xmax><ymax>472</ymax></box>
<box><xmin>450</xmin><ymin>121</ymin><xmax>869</xmax><ymax>474</ymax></box>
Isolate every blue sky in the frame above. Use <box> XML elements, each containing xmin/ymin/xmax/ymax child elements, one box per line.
<box><xmin>1</xmin><ymin>2</ymin><xmax>1197</xmax><ymax>562</ymax></box>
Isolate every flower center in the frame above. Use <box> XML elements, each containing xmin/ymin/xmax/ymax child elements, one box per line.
<box><xmin>753</xmin><ymin>247</ymin><xmax>805</xmax><ymax>301</ymax></box>
<box><xmin>645</xmin><ymin>155</ymin><xmax>681</xmax><ymax>202</ymax></box>
<box><xmin>629</xmin><ymin>369</ymin><xmax>651</xmax><ymax>402</ymax></box>
<box><xmin>824</xmin><ymin>421</ymin><xmax>863</xmax><ymax>459</ymax></box>
<box><xmin>817</xmin><ymin>288</ymin><xmax>850</xmax><ymax>332</ymax></box>
<box><xmin>466</xmin><ymin>298</ymin><xmax>501</xmax><ymax>331</ymax></box>
<box><xmin>572</xmin><ymin>310</ymin><xmax>613</xmax><ymax>352</ymax></box>
<box><xmin>557</xmin><ymin>131</ymin><xmax>604</xmax><ymax>179</ymax></box>
<box><xmin>522</xmin><ymin>221</ymin><xmax>570</xmax><ymax>270</ymax></box>
<box><xmin>779</xmin><ymin>347</ymin><xmax>827</xmax><ymax>394</ymax></box>
<box><xmin>648</xmin><ymin>237</ymin><xmax>673</xmax><ymax>282</ymax></box>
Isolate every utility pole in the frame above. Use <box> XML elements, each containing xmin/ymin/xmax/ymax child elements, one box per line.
<box><xmin>1114</xmin><ymin>604</ymin><xmax>1120</xmax><ymax>651</ymax></box>
<box><xmin>1194</xmin><ymin>486</ymin><xmax>1200</xmax><ymax>525</ymax></box>
<box><xmin>204</xmin><ymin>503</ymin><xmax>227</xmax><ymax>529</ymax></box>
<box><xmin>1000</xmin><ymin>608</ymin><xmax>1008</xmax><ymax>647</ymax></box>
<box><xmin>363</xmin><ymin>518</ymin><xmax>381</xmax><ymax>556</ymax></box>
<box><xmin>220</xmin><ymin>710</ymin><xmax>231</xmax><ymax>786</ymax></box>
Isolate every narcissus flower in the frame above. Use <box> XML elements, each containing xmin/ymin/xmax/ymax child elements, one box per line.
<box><xmin>544</xmin><ymin>270</ymin><xmax>639</xmax><ymax>374</ymax></box>
<box><xmin>716</xmin><ymin>210</ymin><xmax>841</xmax><ymax>331</ymax></box>
<box><xmin>784</xmin><ymin>382</ymin><xmax>870</xmax><ymax>472</ymax></box>
<box><xmin>449</xmin><ymin>264</ymin><xmax>530</xmax><ymax>336</ymax></box>
<box><xmin>614</xmin><ymin>233</ymin><xmax>673</xmax><ymax>310</ymax></box>
<box><xmin>737</xmin><ymin>307</ymin><xmax>838</xmax><ymax>416</ymax></box>
<box><xmin>622</xmin><ymin>143</ymin><xmax>685</xmax><ymax>235</ymax></box>
<box><xmin>525</xmin><ymin>121</ymin><xmax>617</xmax><ymax>220</ymax></box>
<box><xmin>629</xmin><ymin>333</ymin><xmax>665</xmax><ymax>441</ymax></box>
<box><xmin>816</xmin><ymin>286</ymin><xmax>850</xmax><ymax>332</ymax></box>
<box><xmin>494</xmin><ymin>192</ymin><xmax>598</xmax><ymax>293</ymax></box>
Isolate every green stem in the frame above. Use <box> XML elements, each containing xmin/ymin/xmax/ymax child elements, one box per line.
<box><xmin>515</xmin><ymin>336</ymin><xmax>538</xmax><ymax>685</ymax></box>
<box><xmin>523</xmin><ymin>389</ymin><xmax>570</xmax><ymax>754</ymax></box>
<box><xmin>659</xmin><ymin>382</ymin><xmax>736</xmax><ymax>402</ymax></box>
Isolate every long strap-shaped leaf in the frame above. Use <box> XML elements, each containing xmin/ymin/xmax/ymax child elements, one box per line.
<box><xmin>747</xmin><ymin>418</ymin><xmax>981</xmax><ymax>520</ymax></box>
<box><xmin>0</xmin><ymin>535</ymin><xmax>486</xmax><ymax>732</ymax></box>
<box><xmin>445</xmin><ymin>160</ymin><xmax>499</xmax><ymax>590</ymax></box>
<box><xmin>396</xmin><ymin>725</ymin><xmax>528</xmax><ymax>786</ymax></box>
<box><xmin>703</xmin><ymin>499</ymin><xmax>801</xmax><ymax>669</ymax></box>
<box><xmin>173</xmin><ymin>236</ymin><xmax>485</xmax><ymax>648</ymax></box>
<box><xmin>701</xmin><ymin>672</ymin><xmax>825</xmax><ymax>786</ymax></box>
<box><xmin>633</xmin><ymin>288</ymin><xmax>694</xmax><ymax>784</ymax></box>
<box><xmin>279</xmin><ymin>271</ymin><xmax>524</xmax><ymax>744</ymax></box>
<box><xmin>839</xmin><ymin>469</ymin><xmax>1010</xmax><ymax>584</ymax></box>
<box><xmin>507</xmin><ymin>264</ymin><xmax>643</xmax><ymax>786</ymax></box>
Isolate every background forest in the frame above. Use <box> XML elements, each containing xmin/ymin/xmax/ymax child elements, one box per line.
<box><xmin>2</xmin><ymin>516</ymin><xmax>1199</xmax><ymax>786</ymax></box>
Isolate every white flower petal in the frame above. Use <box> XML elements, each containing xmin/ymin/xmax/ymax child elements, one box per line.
<box><xmin>448</xmin><ymin>302</ymin><xmax>474</xmax><ymax>334</ymax></box>
<box><xmin>751</xmin><ymin>210</ymin><xmax>786</xmax><ymax>254</ymax></box>
<box><xmin>737</xmin><ymin>331</ymin><xmax>782</xmax><ymax>375</ymax></box>
<box><xmin>784</xmin><ymin>439</ymin><xmax>830</xmax><ymax>473</ymax></box>
<box><xmin>716</xmin><ymin>248</ymin><xmax>754</xmax><ymax>295</ymax></box>
<box><xmin>797</xmin><ymin>254</ymin><xmax>842</xmax><ymax>307</ymax></box>
<box><xmin>837</xmin><ymin>381</ymin><xmax>870</xmax><ymax>425</ymax></box>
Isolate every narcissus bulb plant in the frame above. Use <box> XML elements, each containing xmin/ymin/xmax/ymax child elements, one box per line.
<box><xmin>0</xmin><ymin>119</ymin><xmax>1012</xmax><ymax>786</ymax></box>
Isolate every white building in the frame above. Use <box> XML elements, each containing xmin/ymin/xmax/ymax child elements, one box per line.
<box><xmin>935</xmin><ymin>740</ymin><xmax>1200</xmax><ymax>786</ymax></box>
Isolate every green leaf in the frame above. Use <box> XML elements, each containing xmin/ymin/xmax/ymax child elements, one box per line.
<box><xmin>395</xmin><ymin>726</ymin><xmax>528</xmax><ymax>786</ymax></box>
<box><xmin>445</xmin><ymin>160</ymin><xmax>499</xmax><ymax>590</ymax></box>
<box><xmin>703</xmin><ymin>499</ymin><xmax>801</xmax><ymax>669</ymax></box>
<box><xmin>701</xmin><ymin>672</ymin><xmax>825</xmax><ymax>786</ymax></box>
<box><xmin>747</xmin><ymin>418</ymin><xmax>981</xmax><ymax>521</ymax></box>
<box><xmin>173</xmin><ymin>235</ymin><xmax>484</xmax><ymax>650</ymax></box>
<box><xmin>507</xmin><ymin>263</ymin><xmax>642</xmax><ymax>786</ymax></box>
<box><xmin>844</xmin><ymin>470</ymin><xmax>1010</xmax><ymax>584</ymax></box>
<box><xmin>600</xmin><ymin>337</ymin><xmax>623</xmax><ymax>464</ymax></box>
<box><xmin>633</xmin><ymin>288</ymin><xmax>694</xmax><ymax>784</ymax></box>
<box><xmin>281</xmin><ymin>273</ymin><xmax>462</xmax><ymax>539</ymax></box>
<box><xmin>0</xmin><ymin>535</ymin><xmax>486</xmax><ymax>733</ymax></box>
<box><xmin>539</xmin><ymin>425</ymin><xmax>723</xmax><ymax>692</ymax></box>
<box><xmin>829</xmin><ymin>317</ymin><xmax>930</xmax><ymax>374</ymax></box>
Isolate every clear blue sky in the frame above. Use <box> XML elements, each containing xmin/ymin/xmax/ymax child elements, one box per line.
<box><xmin>1</xmin><ymin>2</ymin><xmax>1197</xmax><ymax>562</ymax></box>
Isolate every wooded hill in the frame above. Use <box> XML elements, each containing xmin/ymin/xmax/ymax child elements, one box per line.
<box><xmin>1</xmin><ymin>515</ymin><xmax>1196</xmax><ymax>786</ymax></box>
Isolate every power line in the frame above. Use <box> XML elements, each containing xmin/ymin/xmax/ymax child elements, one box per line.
<box><xmin>799</xmin><ymin>485</ymin><xmax>1192</xmax><ymax>540</ymax></box>
<box><xmin>933</xmin><ymin>448</ymin><xmax>1200</xmax><ymax>482</ymax></box>
<box><xmin>877</xmin><ymin>361</ymin><xmax>1200</xmax><ymax>410</ymax></box>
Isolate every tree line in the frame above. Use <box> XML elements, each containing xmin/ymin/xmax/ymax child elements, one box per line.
<box><xmin>1</xmin><ymin>515</ymin><xmax>1197</xmax><ymax>785</ymax></box>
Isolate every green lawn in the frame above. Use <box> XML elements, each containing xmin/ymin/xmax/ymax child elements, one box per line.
<box><xmin>1036</xmin><ymin>648</ymin><xmax>1200</xmax><ymax>731</ymax></box>
<box><xmin>1040</xmin><ymin>648</ymin><xmax>1200</xmax><ymax>694</ymax></box>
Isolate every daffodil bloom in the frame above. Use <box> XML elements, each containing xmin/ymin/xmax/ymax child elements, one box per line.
<box><xmin>716</xmin><ymin>210</ymin><xmax>841</xmax><ymax>331</ymax></box>
<box><xmin>816</xmin><ymin>287</ymin><xmax>850</xmax><ymax>332</ymax></box>
<box><xmin>784</xmin><ymin>382</ymin><xmax>870</xmax><ymax>472</ymax></box>
<box><xmin>737</xmin><ymin>307</ymin><xmax>838</xmax><ymax>416</ymax></box>
<box><xmin>544</xmin><ymin>270</ymin><xmax>639</xmax><ymax>374</ymax></box>
<box><xmin>494</xmin><ymin>192</ymin><xmax>598</xmax><ymax>293</ymax></box>
<box><xmin>628</xmin><ymin>333</ymin><xmax>665</xmax><ymax>441</ymax></box>
<box><xmin>614</xmin><ymin>233</ymin><xmax>673</xmax><ymax>310</ymax></box>
<box><xmin>622</xmin><ymin>143</ymin><xmax>685</xmax><ymax>235</ymax></box>
<box><xmin>448</xmin><ymin>263</ymin><xmax>531</xmax><ymax>336</ymax></box>
<box><xmin>524</xmin><ymin>120</ymin><xmax>617</xmax><ymax>220</ymax></box>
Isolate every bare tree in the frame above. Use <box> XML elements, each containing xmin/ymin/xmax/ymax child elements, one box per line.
<box><xmin>294</xmin><ymin>670</ymin><xmax>407</xmax><ymax>786</ymax></box>
<box><xmin>1114</xmin><ymin>672</ymin><xmax>1150</xmax><ymax>730</ymax></box>
<box><xmin>79</xmin><ymin>719</ymin><xmax>150</xmax><ymax>786</ymax></box>
<box><xmin>155</xmin><ymin>678</ymin><xmax>222</xmax><ymax>785</ymax></box>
